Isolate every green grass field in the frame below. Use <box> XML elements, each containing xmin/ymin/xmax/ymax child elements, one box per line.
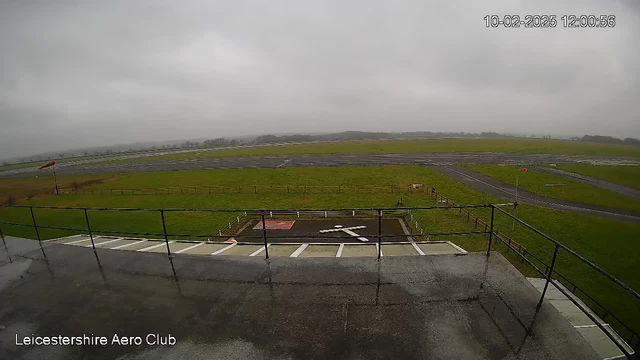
<box><xmin>556</xmin><ymin>164</ymin><xmax>640</xmax><ymax>190</ymax></box>
<box><xmin>462</xmin><ymin>164</ymin><xmax>640</xmax><ymax>213</ymax></box>
<box><xmin>1</xmin><ymin>164</ymin><xmax>639</xmax><ymax>337</ymax></box>
<box><xmin>93</xmin><ymin>138</ymin><xmax>640</xmax><ymax>166</ymax></box>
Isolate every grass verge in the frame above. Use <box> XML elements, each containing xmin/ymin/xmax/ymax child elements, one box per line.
<box><xmin>462</xmin><ymin>164</ymin><xmax>640</xmax><ymax>213</ymax></box>
<box><xmin>555</xmin><ymin>164</ymin><xmax>640</xmax><ymax>190</ymax></box>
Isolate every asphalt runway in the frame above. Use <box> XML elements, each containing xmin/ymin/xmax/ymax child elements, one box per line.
<box><xmin>430</xmin><ymin>164</ymin><xmax>640</xmax><ymax>223</ymax></box>
<box><xmin>2</xmin><ymin>152</ymin><xmax>639</xmax><ymax>179</ymax></box>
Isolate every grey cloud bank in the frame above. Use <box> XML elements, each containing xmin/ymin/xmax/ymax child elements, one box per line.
<box><xmin>1</xmin><ymin>0</ymin><xmax>639</xmax><ymax>158</ymax></box>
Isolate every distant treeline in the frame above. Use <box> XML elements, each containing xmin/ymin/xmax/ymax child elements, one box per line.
<box><xmin>576</xmin><ymin>135</ymin><xmax>640</xmax><ymax>146</ymax></box>
<box><xmin>253</xmin><ymin>131</ymin><xmax>515</xmax><ymax>144</ymax></box>
<box><xmin>252</xmin><ymin>131</ymin><xmax>640</xmax><ymax>146</ymax></box>
<box><xmin>5</xmin><ymin>131</ymin><xmax>639</xmax><ymax>166</ymax></box>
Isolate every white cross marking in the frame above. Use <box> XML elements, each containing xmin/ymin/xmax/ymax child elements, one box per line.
<box><xmin>319</xmin><ymin>225</ymin><xmax>369</xmax><ymax>242</ymax></box>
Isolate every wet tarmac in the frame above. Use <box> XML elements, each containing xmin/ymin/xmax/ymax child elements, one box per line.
<box><xmin>0</xmin><ymin>236</ymin><xmax>599</xmax><ymax>359</ymax></box>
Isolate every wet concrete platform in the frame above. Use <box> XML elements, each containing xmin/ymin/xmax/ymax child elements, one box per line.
<box><xmin>0</xmin><ymin>236</ymin><xmax>599</xmax><ymax>359</ymax></box>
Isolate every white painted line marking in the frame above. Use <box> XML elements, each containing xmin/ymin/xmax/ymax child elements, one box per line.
<box><xmin>276</xmin><ymin>159</ymin><xmax>291</xmax><ymax>168</ymax></box>
<box><xmin>211</xmin><ymin>243</ymin><xmax>236</xmax><ymax>255</ymax></box>
<box><xmin>175</xmin><ymin>242</ymin><xmax>205</xmax><ymax>254</ymax></box>
<box><xmin>45</xmin><ymin>234</ymin><xmax>83</xmax><ymax>243</ymax></box>
<box><xmin>336</xmin><ymin>243</ymin><xmax>345</xmax><ymax>257</ymax></box>
<box><xmin>411</xmin><ymin>242</ymin><xmax>426</xmax><ymax>256</ymax></box>
<box><xmin>290</xmin><ymin>244</ymin><xmax>309</xmax><ymax>257</ymax></box>
<box><xmin>111</xmin><ymin>240</ymin><xmax>147</xmax><ymax>249</ymax></box>
<box><xmin>447</xmin><ymin>241</ymin><xmax>468</xmax><ymax>255</ymax></box>
<box><xmin>319</xmin><ymin>226</ymin><xmax>366</xmax><ymax>233</ymax></box>
<box><xmin>320</xmin><ymin>225</ymin><xmax>368</xmax><ymax>242</ymax></box>
<box><xmin>65</xmin><ymin>237</ymin><xmax>94</xmax><ymax>245</ymax></box>
<box><xmin>138</xmin><ymin>241</ymin><xmax>174</xmax><ymax>252</ymax></box>
<box><xmin>574</xmin><ymin>324</ymin><xmax>609</xmax><ymax>328</ymax></box>
<box><xmin>250</xmin><ymin>244</ymin><xmax>270</xmax><ymax>257</ymax></box>
<box><xmin>86</xmin><ymin>238</ymin><xmax>122</xmax><ymax>248</ymax></box>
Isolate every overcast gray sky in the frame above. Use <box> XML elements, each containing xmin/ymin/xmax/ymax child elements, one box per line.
<box><xmin>1</xmin><ymin>0</ymin><xmax>639</xmax><ymax>159</ymax></box>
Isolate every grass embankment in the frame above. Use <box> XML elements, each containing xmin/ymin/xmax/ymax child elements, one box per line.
<box><xmin>555</xmin><ymin>164</ymin><xmax>640</xmax><ymax>190</ymax></box>
<box><xmin>462</xmin><ymin>164</ymin><xmax>640</xmax><ymax>213</ymax></box>
<box><xmin>95</xmin><ymin>138</ymin><xmax>640</xmax><ymax>166</ymax></box>
<box><xmin>1</xmin><ymin>165</ymin><xmax>639</xmax><ymax>337</ymax></box>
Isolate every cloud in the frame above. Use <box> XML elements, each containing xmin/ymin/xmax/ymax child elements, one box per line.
<box><xmin>0</xmin><ymin>0</ymin><xmax>639</xmax><ymax>159</ymax></box>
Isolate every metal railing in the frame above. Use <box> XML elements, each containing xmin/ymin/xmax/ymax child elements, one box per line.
<box><xmin>0</xmin><ymin>203</ymin><xmax>638</xmax><ymax>358</ymax></box>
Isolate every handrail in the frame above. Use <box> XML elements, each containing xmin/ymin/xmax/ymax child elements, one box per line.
<box><xmin>493</xmin><ymin>205</ymin><xmax>640</xmax><ymax>302</ymax></box>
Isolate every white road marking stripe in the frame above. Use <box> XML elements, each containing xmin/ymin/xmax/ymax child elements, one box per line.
<box><xmin>111</xmin><ymin>240</ymin><xmax>147</xmax><ymax>249</ymax></box>
<box><xmin>290</xmin><ymin>244</ymin><xmax>309</xmax><ymax>257</ymax></box>
<box><xmin>411</xmin><ymin>242</ymin><xmax>426</xmax><ymax>255</ymax></box>
<box><xmin>85</xmin><ymin>238</ymin><xmax>122</xmax><ymax>248</ymax></box>
<box><xmin>319</xmin><ymin>226</ymin><xmax>366</xmax><ymax>233</ymax></box>
<box><xmin>211</xmin><ymin>243</ymin><xmax>236</xmax><ymax>255</ymax></box>
<box><xmin>574</xmin><ymin>324</ymin><xmax>609</xmax><ymax>328</ymax></box>
<box><xmin>138</xmin><ymin>241</ymin><xmax>174</xmax><ymax>252</ymax></box>
<box><xmin>45</xmin><ymin>234</ymin><xmax>83</xmax><ymax>243</ymax></box>
<box><xmin>65</xmin><ymin>237</ymin><xmax>94</xmax><ymax>245</ymax></box>
<box><xmin>336</xmin><ymin>243</ymin><xmax>345</xmax><ymax>257</ymax></box>
<box><xmin>250</xmin><ymin>244</ymin><xmax>270</xmax><ymax>256</ymax></box>
<box><xmin>175</xmin><ymin>242</ymin><xmax>205</xmax><ymax>254</ymax></box>
<box><xmin>447</xmin><ymin>241</ymin><xmax>468</xmax><ymax>255</ymax></box>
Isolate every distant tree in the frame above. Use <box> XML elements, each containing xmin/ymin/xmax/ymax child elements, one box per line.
<box><xmin>581</xmin><ymin>135</ymin><xmax>623</xmax><ymax>145</ymax></box>
<box><xmin>623</xmin><ymin>138</ymin><xmax>640</xmax><ymax>146</ymax></box>
<box><xmin>84</xmin><ymin>151</ymin><xmax>89</xmax><ymax>156</ymax></box>
<box><xmin>2</xmin><ymin>162</ymin><xmax>8</xmax><ymax>166</ymax></box>
<box><xmin>58</xmin><ymin>154</ymin><xmax>65</xmax><ymax>158</ymax></box>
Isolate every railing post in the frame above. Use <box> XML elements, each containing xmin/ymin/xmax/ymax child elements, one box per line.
<box><xmin>377</xmin><ymin>209</ymin><xmax>382</xmax><ymax>260</ymax></box>
<box><xmin>29</xmin><ymin>207</ymin><xmax>44</xmax><ymax>253</ymax></box>
<box><xmin>160</xmin><ymin>210</ymin><xmax>171</xmax><ymax>256</ymax></box>
<box><xmin>537</xmin><ymin>243</ymin><xmax>560</xmax><ymax>308</ymax></box>
<box><xmin>84</xmin><ymin>209</ymin><xmax>96</xmax><ymax>252</ymax></box>
<box><xmin>0</xmin><ymin>226</ymin><xmax>11</xmax><ymax>263</ymax></box>
<box><xmin>487</xmin><ymin>206</ymin><xmax>495</xmax><ymax>256</ymax></box>
<box><xmin>261</xmin><ymin>211</ymin><xmax>269</xmax><ymax>260</ymax></box>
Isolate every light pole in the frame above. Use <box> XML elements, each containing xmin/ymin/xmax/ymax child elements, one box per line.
<box><xmin>53</xmin><ymin>165</ymin><xmax>59</xmax><ymax>195</ymax></box>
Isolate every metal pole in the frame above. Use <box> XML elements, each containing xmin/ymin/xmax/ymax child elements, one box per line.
<box><xmin>29</xmin><ymin>207</ymin><xmax>44</xmax><ymax>253</ymax></box>
<box><xmin>0</xmin><ymin>226</ymin><xmax>11</xmax><ymax>263</ymax></box>
<box><xmin>160</xmin><ymin>210</ymin><xmax>171</xmax><ymax>256</ymax></box>
<box><xmin>53</xmin><ymin>166</ymin><xmax>59</xmax><ymax>195</ymax></box>
<box><xmin>538</xmin><ymin>244</ymin><xmax>560</xmax><ymax>308</ymax></box>
<box><xmin>261</xmin><ymin>211</ymin><xmax>269</xmax><ymax>259</ymax></box>
<box><xmin>486</xmin><ymin>206</ymin><xmax>495</xmax><ymax>256</ymax></box>
<box><xmin>377</xmin><ymin>209</ymin><xmax>382</xmax><ymax>260</ymax></box>
<box><xmin>512</xmin><ymin>175</ymin><xmax>518</xmax><ymax>231</ymax></box>
<box><xmin>84</xmin><ymin>209</ymin><xmax>96</xmax><ymax>252</ymax></box>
